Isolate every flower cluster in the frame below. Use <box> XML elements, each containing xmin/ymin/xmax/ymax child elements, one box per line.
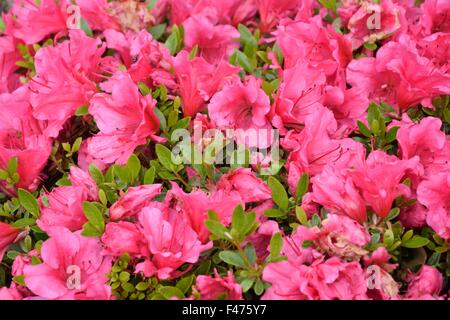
<box><xmin>0</xmin><ymin>0</ymin><xmax>449</xmax><ymax>300</ymax></box>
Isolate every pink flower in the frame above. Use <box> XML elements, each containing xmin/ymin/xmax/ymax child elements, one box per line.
<box><xmin>101</xmin><ymin>221</ymin><xmax>146</xmax><ymax>257</ymax></box>
<box><xmin>172</xmin><ymin>50</ymin><xmax>239</xmax><ymax>116</ymax></box>
<box><xmin>215</xmin><ymin>168</ymin><xmax>271</xmax><ymax>203</ymax></box>
<box><xmin>109</xmin><ymin>184</ymin><xmax>163</xmax><ymax>221</ymax></box>
<box><xmin>349</xmin><ymin>151</ymin><xmax>419</xmax><ymax>218</ymax></box>
<box><xmin>136</xmin><ymin>207</ymin><xmax>212</xmax><ymax>279</ymax></box>
<box><xmin>68</xmin><ymin>166</ymin><xmax>99</xmax><ymax>202</ymax></box>
<box><xmin>420</xmin><ymin>0</ymin><xmax>450</xmax><ymax>35</ymax></box>
<box><xmin>271</xmin><ymin>63</ymin><xmax>326</xmax><ymax>131</ymax></box>
<box><xmin>0</xmin><ymin>284</ymin><xmax>23</xmax><ymax>300</ymax></box>
<box><xmin>195</xmin><ymin>270</ymin><xmax>243</xmax><ymax>300</ymax></box>
<box><xmin>76</xmin><ymin>0</ymin><xmax>120</xmax><ymax>31</ymax></box>
<box><xmin>281</xmin><ymin>107</ymin><xmax>363</xmax><ymax>191</ymax></box>
<box><xmin>86</xmin><ymin>71</ymin><xmax>160</xmax><ymax>165</ymax></box>
<box><xmin>37</xmin><ymin>186</ymin><xmax>88</xmax><ymax>233</ymax></box>
<box><xmin>306</xmin><ymin>214</ymin><xmax>371</xmax><ymax>260</ymax></box>
<box><xmin>0</xmin><ymin>222</ymin><xmax>20</xmax><ymax>262</ymax></box>
<box><xmin>247</xmin><ymin>220</ymin><xmax>280</xmax><ymax>261</ymax></box>
<box><xmin>276</xmin><ymin>16</ymin><xmax>352</xmax><ymax>82</ymax></box>
<box><xmin>183</xmin><ymin>14</ymin><xmax>239</xmax><ymax>64</ymax></box>
<box><xmin>8</xmin><ymin>0</ymin><xmax>69</xmax><ymax>44</ymax></box>
<box><xmin>103</xmin><ymin>29</ymin><xmax>175</xmax><ymax>88</ymax></box>
<box><xmin>394</xmin><ymin>115</ymin><xmax>449</xmax><ymax>176</ymax></box>
<box><xmin>405</xmin><ymin>265</ymin><xmax>443</xmax><ymax>299</ymax></box>
<box><xmin>166</xmin><ymin>182</ymin><xmax>242</xmax><ymax>243</ymax></box>
<box><xmin>23</xmin><ymin>227</ymin><xmax>112</xmax><ymax>300</ymax></box>
<box><xmin>417</xmin><ymin>172</ymin><xmax>450</xmax><ymax>239</ymax></box>
<box><xmin>262</xmin><ymin>255</ymin><xmax>368</xmax><ymax>300</ymax></box>
<box><xmin>255</xmin><ymin>0</ymin><xmax>301</xmax><ymax>33</ymax></box>
<box><xmin>0</xmin><ymin>35</ymin><xmax>21</xmax><ymax>94</ymax></box>
<box><xmin>347</xmin><ymin>0</ymin><xmax>404</xmax><ymax>49</ymax></box>
<box><xmin>29</xmin><ymin>30</ymin><xmax>107</xmax><ymax>137</ymax></box>
<box><xmin>347</xmin><ymin>36</ymin><xmax>450</xmax><ymax>110</ymax></box>
<box><xmin>208</xmin><ymin>76</ymin><xmax>272</xmax><ymax>148</ymax></box>
<box><xmin>311</xmin><ymin>163</ymin><xmax>367</xmax><ymax>223</ymax></box>
<box><xmin>399</xmin><ymin>204</ymin><xmax>428</xmax><ymax>229</ymax></box>
<box><xmin>418</xmin><ymin>32</ymin><xmax>450</xmax><ymax>75</ymax></box>
<box><xmin>0</xmin><ymin>88</ymin><xmax>52</xmax><ymax>192</ymax></box>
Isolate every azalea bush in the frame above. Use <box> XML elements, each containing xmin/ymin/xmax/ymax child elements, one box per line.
<box><xmin>0</xmin><ymin>0</ymin><xmax>449</xmax><ymax>301</ymax></box>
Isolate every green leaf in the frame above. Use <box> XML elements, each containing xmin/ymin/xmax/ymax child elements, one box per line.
<box><xmin>7</xmin><ymin>156</ymin><xmax>18</xmax><ymax>175</ymax></box>
<box><xmin>240</xmin><ymin>278</ymin><xmax>254</xmax><ymax>293</ymax></box>
<box><xmin>159</xmin><ymin>286</ymin><xmax>185</xmax><ymax>300</ymax></box>
<box><xmin>269</xmin><ymin>233</ymin><xmax>283</xmax><ymax>258</ymax></box>
<box><xmin>18</xmin><ymin>189</ymin><xmax>39</xmax><ymax>218</ymax></box>
<box><xmin>231</xmin><ymin>205</ymin><xmax>245</xmax><ymax>236</ymax></box>
<box><xmin>12</xmin><ymin>218</ymin><xmax>35</xmax><ymax>228</ymax></box>
<box><xmin>268</xmin><ymin>176</ymin><xmax>288</xmax><ymax>211</ymax></box>
<box><xmin>188</xmin><ymin>44</ymin><xmax>198</xmax><ymax>60</ymax></box>
<box><xmin>82</xmin><ymin>202</ymin><xmax>104</xmax><ymax>233</ymax></box>
<box><xmin>238</xmin><ymin>24</ymin><xmax>257</xmax><ymax>48</ymax></box>
<box><xmin>385</xmin><ymin>126</ymin><xmax>399</xmax><ymax>143</ymax></box>
<box><xmin>176</xmin><ymin>275</ymin><xmax>194</xmax><ymax>294</ymax></box>
<box><xmin>80</xmin><ymin>18</ymin><xmax>93</xmax><ymax>37</ymax></box>
<box><xmin>81</xmin><ymin>222</ymin><xmax>103</xmax><ymax>237</ymax></box>
<box><xmin>143</xmin><ymin>167</ymin><xmax>156</xmax><ymax>184</ymax></box>
<box><xmin>386</xmin><ymin>207</ymin><xmax>400</xmax><ymax>221</ymax></box>
<box><xmin>0</xmin><ymin>169</ymin><xmax>8</xmax><ymax>180</ymax></box>
<box><xmin>254</xmin><ymin>279</ymin><xmax>265</xmax><ymax>295</ymax></box>
<box><xmin>295</xmin><ymin>206</ymin><xmax>308</xmax><ymax>225</ymax></box>
<box><xmin>263</xmin><ymin>208</ymin><xmax>286</xmax><ymax>218</ymax></box>
<box><xmin>127</xmin><ymin>154</ymin><xmax>141</xmax><ymax>181</ymax></box>
<box><xmin>0</xmin><ymin>16</ymin><xmax>5</xmax><ymax>33</ymax></box>
<box><xmin>138</xmin><ymin>82</ymin><xmax>151</xmax><ymax>96</ymax></box>
<box><xmin>244</xmin><ymin>243</ymin><xmax>257</xmax><ymax>265</ymax></box>
<box><xmin>363</xmin><ymin>42</ymin><xmax>377</xmax><ymax>51</ymax></box>
<box><xmin>357</xmin><ymin>121</ymin><xmax>371</xmax><ymax>137</ymax></box>
<box><xmin>219</xmin><ymin>250</ymin><xmax>247</xmax><ymax>268</ymax></box>
<box><xmin>149</xmin><ymin>23</ymin><xmax>166</xmax><ymax>40</ymax></box>
<box><xmin>402</xmin><ymin>235</ymin><xmax>430</xmax><ymax>248</ymax></box>
<box><xmin>402</xmin><ymin>230</ymin><xmax>414</xmax><ymax>243</ymax></box>
<box><xmin>205</xmin><ymin>220</ymin><xmax>230</xmax><ymax>239</ymax></box>
<box><xmin>75</xmin><ymin>105</ymin><xmax>89</xmax><ymax>116</ymax></box>
<box><xmin>114</xmin><ymin>165</ymin><xmax>131</xmax><ymax>184</ymax></box>
<box><xmin>383</xmin><ymin>229</ymin><xmax>394</xmax><ymax>247</ymax></box>
<box><xmin>155</xmin><ymin>144</ymin><xmax>176</xmax><ymax>171</ymax></box>
<box><xmin>147</xmin><ymin>0</ymin><xmax>158</xmax><ymax>10</ymax></box>
<box><xmin>89</xmin><ymin>164</ymin><xmax>104</xmax><ymax>185</ymax></box>
<box><xmin>295</xmin><ymin>173</ymin><xmax>309</xmax><ymax>202</ymax></box>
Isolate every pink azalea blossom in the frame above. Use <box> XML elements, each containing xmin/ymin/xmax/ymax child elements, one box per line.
<box><xmin>347</xmin><ymin>0</ymin><xmax>404</xmax><ymax>49</ymax></box>
<box><xmin>0</xmin><ymin>35</ymin><xmax>21</xmax><ymax>94</ymax></box>
<box><xmin>23</xmin><ymin>227</ymin><xmax>112</xmax><ymax>300</ymax></box>
<box><xmin>276</xmin><ymin>16</ymin><xmax>352</xmax><ymax>82</ymax></box>
<box><xmin>405</xmin><ymin>265</ymin><xmax>443</xmax><ymax>299</ymax></box>
<box><xmin>417</xmin><ymin>172</ymin><xmax>450</xmax><ymax>239</ymax></box>
<box><xmin>135</xmin><ymin>207</ymin><xmax>212</xmax><ymax>279</ymax></box>
<box><xmin>208</xmin><ymin>76</ymin><xmax>272</xmax><ymax>148</ymax></box>
<box><xmin>109</xmin><ymin>184</ymin><xmax>163</xmax><ymax>221</ymax></box>
<box><xmin>101</xmin><ymin>221</ymin><xmax>147</xmax><ymax>257</ymax></box>
<box><xmin>215</xmin><ymin>168</ymin><xmax>271</xmax><ymax>203</ymax></box>
<box><xmin>172</xmin><ymin>50</ymin><xmax>239</xmax><ymax>116</ymax></box>
<box><xmin>86</xmin><ymin>71</ymin><xmax>160</xmax><ymax>165</ymax></box>
<box><xmin>103</xmin><ymin>29</ymin><xmax>175</xmax><ymax>88</ymax></box>
<box><xmin>195</xmin><ymin>270</ymin><xmax>242</xmax><ymax>300</ymax></box>
<box><xmin>262</xmin><ymin>255</ymin><xmax>368</xmax><ymax>300</ymax></box>
<box><xmin>0</xmin><ymin>222</ymin><xmax>20</xmax><ymax>261</ymax></box>
<box><xmin>37</xmin><ymin>185</ymin><xmax>88</xmax><ymax>233</ymax></box>
<box><xmin>183</xmin><ymin>14</ymin><xmax>239</xmax><ymax>64</ymax></box>
<box><xmin>349</xmin><ymin>151</ymin><xmax>419</xmax><ymax>218</ymax></box>
<box><xmin>255</xmin><ymin>0</ymin><xmax>301</xmax><ymax>33</ymax></box>
<box><xmin>347</xmin><ymin>35</ymin><xmax>450</xmax><ymax>110</ymax></box>
<box><xmin>29</xmin><ymin>30</ymin><xmax>108</xmax><ymax>137</ymax></box>
<box><xmin>8</xmin><ymin>0</ymin><xmax>69</xmax><ymax>44</ymax></box>
<box><xmin>76</xmin><ymin>0</ymin><xmax>121</xmax><ymax>31</ymax></box>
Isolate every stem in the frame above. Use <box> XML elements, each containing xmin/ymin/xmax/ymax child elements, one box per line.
<box><xmin>174</xmin><ymin>171</ymin><xmax>192</xmax><ymax>192</ymax></box>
